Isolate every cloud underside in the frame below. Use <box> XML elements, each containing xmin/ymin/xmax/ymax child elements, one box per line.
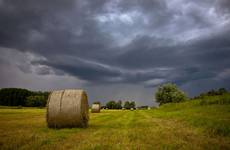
<box><xmin>0</xmin><ymin>0</ymin><xmax>230</xmax><ymax>104</ymax></box>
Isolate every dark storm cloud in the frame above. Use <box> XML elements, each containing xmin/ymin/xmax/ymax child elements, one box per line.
<box><xmin>0</xmin><ymin>0</ymin><xmax>230</xmax><ymax>91</ymax></box>
<box><xmin>216</xmin><ymin>0</ymin><xmax>230</xmax><ymax>14</ymax></box>
<box><xmin>32</xmin><ymin>57</ymin><xmax>122</xmax><ymax>83</ymax></box>
<box><xmin>0</xmin><ymin>0</ymin><xmax>75</xmax><ymax>49</ymax></box>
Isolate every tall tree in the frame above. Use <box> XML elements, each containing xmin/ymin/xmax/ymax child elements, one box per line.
<box><xmin>155</xmin><ymin>83</ymin><xmax>187</xmax><ymax>105</ymax></box>
<box><xmin>129</xmin><ymin>101</ymin><xmax>136</xmax><ymax>108</ymax></box>
<box><xmin>106</xmin><ymin>101</ymin><xmax>116</xmax><ymax>109</ymax></box>
<box><xmin>124</xmin><ymin>101</ymin><xmax>130</xmax><ymax>109</ymax></box>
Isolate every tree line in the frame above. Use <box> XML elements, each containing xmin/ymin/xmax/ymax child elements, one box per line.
<box><xmin>192</xmin><ymin>88</ymin><xmax>228</xmax><ymax>99</ymax></box>
<box><xmin>94</xmin><ymin>100</ymin><xmax>136</xmax><ymax>109</ymax></box>
<box><xmin>0</xmin><ymin>88</ymin><xmax>50</xmax><ymax>107</ymax></box>
<box><xmin>0</xmin><ymin>88</ymin><xmax>137</xmax><ymax>109</ymax></box>
<box><xmin>1</xmin><ymin>85</ymin><xmax>228</xmax><ymax>108</ymax></box>
<box><xmin>155</xmin><ymin>83</ymin><xmax>229</xmax><ymax>105</ymax></box>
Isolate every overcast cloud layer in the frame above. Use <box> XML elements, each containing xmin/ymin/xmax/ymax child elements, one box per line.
<box><xmin>0</xmin><ymin>0</ymin><xmax>230</xmax><ymax>106</ymax></box>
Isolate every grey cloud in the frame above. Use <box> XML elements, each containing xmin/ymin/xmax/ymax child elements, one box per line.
<box><xmin>216</xmin><ymin>0</ymin><xmax>230</xmax><ymax>14</ymax></box>
<box><xmin>0</xmin><ymin>0</ymin><xmax>75</xmax><ymax>49</ymax></box>
<box><xmin>35</xmin><ymin>66</ymin><xmax>52</xmax><ymax>75</ymax></box>
<box><xmin>0</xmin><ymin>0</ymin><xmax>230</xmax><ymax>102</ymax></box>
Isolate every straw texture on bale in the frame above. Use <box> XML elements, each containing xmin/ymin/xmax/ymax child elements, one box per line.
<box><xmin>47</xmin><ymin>89</ymin><xmax>89</xmax><ymax>128</ymax></box>
<box><xmin>91</xmin><ymin>104</ymin><xmax>100</xmax><ymax>113</ymax></box>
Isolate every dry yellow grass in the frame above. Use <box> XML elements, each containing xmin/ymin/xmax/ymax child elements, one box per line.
<box><xmin>0</xmin><ymin>103</ymin><xmax>229</xmax><ymax>149</ymax></box>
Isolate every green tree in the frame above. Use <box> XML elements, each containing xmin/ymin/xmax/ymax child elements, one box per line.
<box><xmin>218</xmin><ymin>88</ymin><xmax>228</xmax><ymax>95</ymax></box>
<box><xmin>155</xmin><ymin>83</ymin><xmax>187</xmax><ymax>105</ymax></box>
<box><xmin>0</xmin><ymin>88</ymin><xmax>32</xmax><ymax>106</ymax></box>
<box><xmin>124</xmin><ymin>101</ymin><xmax>130</xmax><ymax>109</ymax></box>
<box><xmin>129</xmin><ymin>101</ymin><xmax>136</xmax><ymax>108</ymax></box>
<box><xmin>115</xmin><ymin>100</ymin><xmax>122</xmax><ymax>109</ymax></box>
<box><xmin>106</xmin><ymin>101</ymin><xmax>116</xmax><ymax>109</ymax></box>
<box><xmin>192</xmin><ymin>88</ymin><xmax>229</xmax><ymax>99</ymax></box>
<box><xmin>0</xmin><ymin>88</ymin><xmax>50</xmax><ymax>107</ymax></box>
<box><xmin>26</xmin><ymin>96</ymin><xmax>47</xmax><ymax>107</ymax></box>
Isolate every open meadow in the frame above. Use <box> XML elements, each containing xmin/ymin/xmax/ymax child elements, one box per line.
<box><xmin>1</xmin><ymin>1</ymin><xmax>230</xmax><ymax>149</ymax></box>
<box><xmin>0</xmin><ymin>97</ymin><xmax>230</xmax><ymax>150</ymax></box>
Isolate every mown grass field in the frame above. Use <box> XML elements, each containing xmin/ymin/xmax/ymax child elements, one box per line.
<box><xmin>0</xmin><ymin>96</ymin><xmax>230</xmax><ymax>150</ymax></box>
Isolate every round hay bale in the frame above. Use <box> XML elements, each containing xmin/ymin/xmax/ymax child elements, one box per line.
<box><xmin>130</xmin><ymin>108</ymin><xmax>134</xmax><ymax>111</ymax></box>
<box><xmin>47</xmin><ymin>89</ymin><xmax>89</xmax><ymax>128</ymax></box>
<box><xmin>91</xmin><ymin>104</ymin><xmax>100</xmax><ymax>113</ymax></box>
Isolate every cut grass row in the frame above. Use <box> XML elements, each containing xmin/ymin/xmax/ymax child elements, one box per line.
<box><xmin>0</xmin><ymin>97</ymin><xmax>230</xmax><ymax>150</ymax></box>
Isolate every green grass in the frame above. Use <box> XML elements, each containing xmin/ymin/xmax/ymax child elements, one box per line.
<box><xmin>0</xmin><ymin>96</ymin><xmax>230</xmax><ymax>150</ymax></box>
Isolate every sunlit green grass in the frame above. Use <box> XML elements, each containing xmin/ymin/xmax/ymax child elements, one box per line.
<box><xmin>0</xmin><ymin>97</ymin><xmax>230</xmax><ymax>150</ymax></box>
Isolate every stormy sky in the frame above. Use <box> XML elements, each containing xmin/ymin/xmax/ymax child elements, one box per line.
<box><xmin>0</xmin><ymin>0</ymin><xmax>230</xmax><ymax>106</ymax></box>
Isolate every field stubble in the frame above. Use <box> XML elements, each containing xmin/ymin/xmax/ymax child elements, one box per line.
<box><xmin>0</xmin><ymin>102</ymin><xmax>230</xmax><ymax>150</ymax></box>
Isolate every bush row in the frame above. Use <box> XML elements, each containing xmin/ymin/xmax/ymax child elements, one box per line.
<box><xmin>0</xmin><ymin>88</ymin><xmax>49</xmax><ymax>107</ymax></box>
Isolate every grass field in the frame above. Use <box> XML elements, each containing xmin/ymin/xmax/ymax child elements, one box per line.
<box><xmin>0</xmin><ymin>97</ymin><xmax>230</xmax><ymax>150</ymax></box>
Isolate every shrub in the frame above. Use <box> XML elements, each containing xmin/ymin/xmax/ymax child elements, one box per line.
<box><xmin>129</xmin><ymin>101</ymin><xmax>136</xmax><ymax>109</ymax></box>
<box><xmin>124</xmin><ymin>101</ymin><xmax>130</xmax><ymax>109</ymax></box>
<box><xmin>106</xmin><ymin>100</ymin><xmax>123</xmax><ymax>109</ymax></box>
<box><xmin>192</xmin><ymin>88</ymin><xmax>229</xmax><ymax>99</ymax></box>
<box><xmin>106</xmin><ymin>101</ymin><xmax>116</xmax><ymax>109</ymax></box>
<box><xmin>115</xmin><ymin>100</ymin><xmax>122</xmax><ymax>109</ymax></box>
<box><xmin>123</xmin><ymin>101</ymin><xmax>135</xmax><ymax>109</ymax></box>
<box><xmin>220</xmin><ymin>95</ymin><xmax>230</xmax><ymax>104</ymax></box>
<box><xmin>0</xmin><ymin>88</ymin><xmax>32</xmax><ymax>106</ymax></box>
<box><xmin>155</xmin><ymin>83</ymin><xmax>187</xmax><ymax>105</ymax></box>
<box><xmin>26</xmin><ymin>96</ymin><xmax>47</xmax><ymax>107</ymax></box>
<box><xmin>199</xmin><ymin>94</ymin><xmax>230</xmax><ymax>105</ymax></box>
<box><xmin>0</xmin><ymin>88</ymin><xmax>50</xmax><ymax>107</ymax></box>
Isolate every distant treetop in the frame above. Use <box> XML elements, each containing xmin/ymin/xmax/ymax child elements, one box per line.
<box><xmin>155</xmin><ymin>83</ymin><xmax>187</xmax><ymax>105</ymax></box>
<box><xmin>192</xmin><ymin>88</ymin><xmax>229</xmax><ymax>99</ymax></box>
